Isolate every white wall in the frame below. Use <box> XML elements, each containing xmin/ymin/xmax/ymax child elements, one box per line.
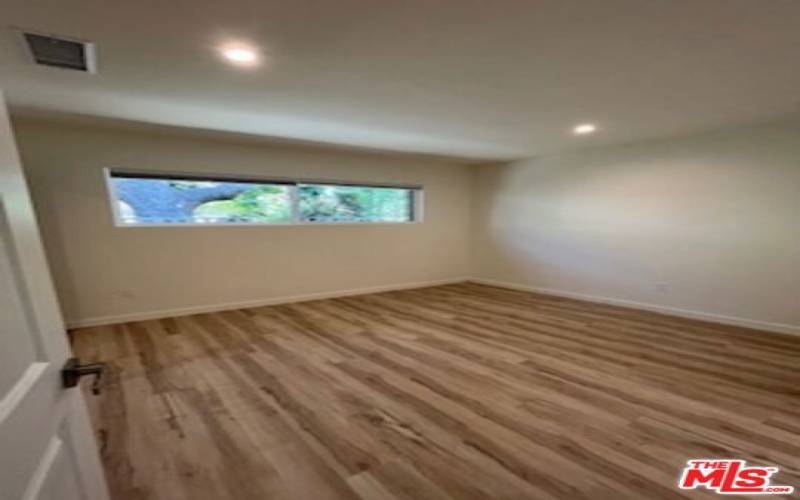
<box><xmin>13</xmin><ymin>116</ymin><xmax>800</xmax><ymax>334</ymax></box>
<box><xmin>472</xmin><ymin>120</ymin><xmax>800</xmax><ymax>334</ymax></box>
<box><xmin>13</xmin><ymin>118</ymin><xmax>473</xmax><ymax>327</ymax></box>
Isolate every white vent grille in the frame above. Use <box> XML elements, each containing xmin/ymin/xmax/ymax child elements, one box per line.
<box><xmin>22</xmin><ymin>32</ymin><xmax>95</xmax><ymax>72</ymax></box>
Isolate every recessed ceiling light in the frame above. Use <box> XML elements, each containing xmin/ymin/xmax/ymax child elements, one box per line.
<box><xmin>572</xmin><ymin>123</ymin><xmax>597</xmax><ymax>135</ymax></box>
<box><xmin>220</xmin><ymin>45</ymin><xmax>259</xmax><ymax>66</ymax></box>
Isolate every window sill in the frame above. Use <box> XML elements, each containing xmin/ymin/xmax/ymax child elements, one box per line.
<box><xmin>112</xmin><ymin>220</ymin><xmax>423</xmax><ymax>228</ymax></box>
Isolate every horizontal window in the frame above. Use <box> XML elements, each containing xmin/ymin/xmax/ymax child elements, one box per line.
<box><xmin>106</xmin><ymin>170</ymin><xmax>421</xmax><ymax>226</ymax></box>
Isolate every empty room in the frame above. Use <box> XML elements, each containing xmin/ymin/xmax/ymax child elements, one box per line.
<box><xmin>1</xmin><ymin>1</ymin><xmax>798</xmax><ymax>499</ymax></box>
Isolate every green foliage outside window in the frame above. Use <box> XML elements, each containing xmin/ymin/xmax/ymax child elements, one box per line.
<box><xmin>112</xmin><ymin>174</ymin><xmax>416</xmax><ymax>225</ymax></box>
<box><xmin>299</xmin><ymin>184</ymin><xmax>411</xmax><ymax>222</ymax></box>
<box><xmin>194</xmin><ymin>186</ymin><xmax>291</xmax><ymax>222</ymax></box>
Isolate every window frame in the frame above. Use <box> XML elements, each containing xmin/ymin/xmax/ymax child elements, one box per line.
<box><xmin>104</xmin><ymin>168</ymin><xmax>424</xmax><ymax>227</ymax></box>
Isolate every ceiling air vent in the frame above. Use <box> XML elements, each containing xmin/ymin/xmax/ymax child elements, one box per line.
<box><xmin>22</xmin><ymin>32</ymin><xmax>96</xmax><ymax>72</ymax></box>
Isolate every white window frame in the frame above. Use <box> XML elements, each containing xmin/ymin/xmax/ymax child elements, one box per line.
<box><xmin>104</xmin><ymin>168</ymin><xmax>424</xmax><ymax>227</ymax></box>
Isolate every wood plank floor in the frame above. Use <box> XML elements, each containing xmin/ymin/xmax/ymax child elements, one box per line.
<box><xmin>71</xmin><ymin>282</ymin><xmax>800</xmax><ymax>500</ymax></box>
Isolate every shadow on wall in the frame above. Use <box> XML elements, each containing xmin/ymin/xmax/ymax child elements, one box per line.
<box><xmin>472</xmin><ymin>126</ymin><xmax>800</xmax><ymax>329</ymax></box>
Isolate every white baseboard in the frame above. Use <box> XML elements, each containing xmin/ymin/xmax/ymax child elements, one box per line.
<box><xmin>468</xmin><ymin>277</ymin><xmax>800</xmax><ymax>337</ymax></box>
<box><xmin>66</xmin><ymin>277</ymin><xmax>469</xmax><ymax>329</ymax></box>
<box><xmin>67</xmin><ymin>276</ymin><xmax>800</xmax><ymax>337</ymax></box>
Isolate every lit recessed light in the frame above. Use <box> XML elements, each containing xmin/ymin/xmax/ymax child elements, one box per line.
<box><xmin>220</xmin><ymin>45</ymin><xmax>259</xmax><ymax>66</ymax></box>
<box><xmin>572</xmin><ymin>123</ymin><xmax>597</xmax><ymax>135</ymax></box>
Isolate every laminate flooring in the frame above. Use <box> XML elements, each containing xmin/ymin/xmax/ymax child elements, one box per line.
<box><xmin>71</xmin><ymin>283</ymin><xmax>800</xmax><ymax>499</ymax></box>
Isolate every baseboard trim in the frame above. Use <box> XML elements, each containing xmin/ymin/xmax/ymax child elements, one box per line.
<box><xmin>468</xmin><ymin>277</ymin><xmax>800</xmax><ymax>337</ymax></box>
<box><xmin>66</xmin><ymin>277</ymin><xmax>469</xmax><ymax>328</ymax></box>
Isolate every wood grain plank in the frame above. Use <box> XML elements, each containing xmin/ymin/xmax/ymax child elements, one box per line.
<box><xmin>71</xmin><ymin>283</ymin><xmax>800</xmax><ymax>499</ymax></box>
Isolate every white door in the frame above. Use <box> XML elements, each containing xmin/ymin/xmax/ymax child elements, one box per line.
<box><xmin>0</xmin><ymin>93</ymin><xmax>109</xmax><ymax>500</ymax></box>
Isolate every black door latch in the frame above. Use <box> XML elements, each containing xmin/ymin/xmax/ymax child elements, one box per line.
<box><xmin>62</xmin><ymin>357</ymin><xmax>107</xmax><ymax>395</ymax></box>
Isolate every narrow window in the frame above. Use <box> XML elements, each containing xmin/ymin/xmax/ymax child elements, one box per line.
<box><xmin>107</xmin><ymin>170</ymin><xmax>420</xmax><ymax>226</ymax></box>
